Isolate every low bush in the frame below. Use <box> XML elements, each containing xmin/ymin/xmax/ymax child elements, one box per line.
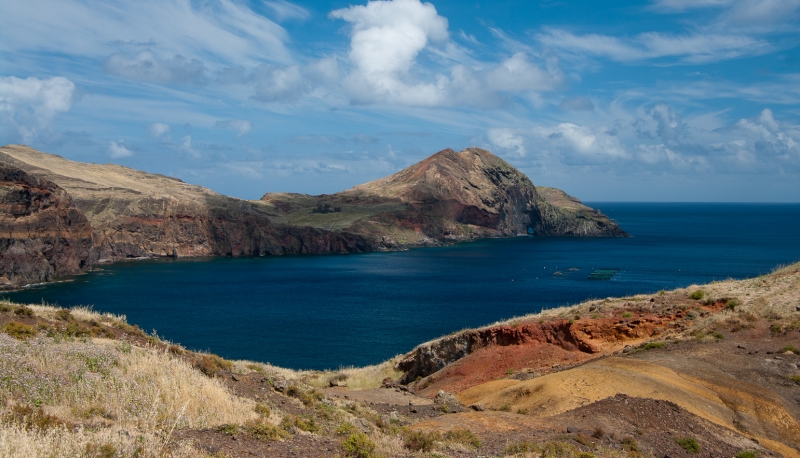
<box><xmin>689</xmin><ymin>290</ymin><xmax>705</xmax><ymax>300</ymax></box>
<box><xmin>3</xmin><ymin>321</ymin><xmax>37</xmax><ymax>340</ymax></box>
<box><xmin>735</xmin><ymin>452</ymin><xmax>757</xmax><ymax>458</ymax></box>
<box><xmin>4</xmin><ymin>404</ymin><xmax>69</xmax><ymax>431</ymax></box>
<box><xmin>254</xmin><ymin>403</ymin><xmax>270</xmax><ymax>418</ymax></box>
<box><xmin>724</xmin><ymin>298</ymin><xmax>741</xmax><ymax>311</ymax></box>
<box><xmin>246</xmin><ymin>419</ymin><xmax>290</xmax><ymax>441</ymax></box>
<box><xmin>192</xmin><ymin>354</ymin><xmax>233</xmax><ymax>377</ymax></box>
<box><xmin>341</xmin><ymin>432</ymin><xmax>380</xmax><ymax>458</ymax></box>
<box><xmin>676</xmin><ymin>437</ymin><xmax>700</xmax><ymax>453</ymax></box>
<box><xmin>505</xmin><ymin>440</ymin><xmax>538</xmax><ymax>454</ymax></box>
<box><xmin>404</xmin><ymin>430</ymin><xmax>440</xmax><ymax>452</ymax></box>
<box><xmin>280</xmin><ymin>414</ymin><xmax>318</xmax><ymax>433</ymax></box>
<box><xmin>642</xmin><ymin>342</ymin><xmax>665</xmax><ymax>350</ymax></box>
<box><xmin>444</xmin><ymin>428</ymin><xmax>481</xmax><ymax>449</ymax></box>
<box><xmin>779</xmin><ymin>345</ymin><xmax>798</xmax><ymax>354</ymax></box>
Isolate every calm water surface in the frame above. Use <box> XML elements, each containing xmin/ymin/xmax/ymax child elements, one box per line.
<box><xmin>6</xmin><ymin>203</ymin><xmax>800</xmax><ymax>369</ymax></box>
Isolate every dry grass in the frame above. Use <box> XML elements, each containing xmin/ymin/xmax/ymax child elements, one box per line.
<box><xmin>304</xmin><ymin>357</ymin><xmax>405</xmax><ymax>390</ymax></box>
<box><xmin>0</xmin><ymin>332</ymin><xmax>257</xmax><ymax>457</ymax></box>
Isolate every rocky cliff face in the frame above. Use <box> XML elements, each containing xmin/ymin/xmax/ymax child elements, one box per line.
<box><xmin>0</xmin><ymin>145</ymin><xmax>376</xmax><ymax>268</ymax></box>
<box><xmin>0</xmin><ymin>144</ymin><xmax>626</xmax><ymax>287</ymax></box>
<box><xmin>262</xmin><ymin>147</ymin><xmax>627</xmax><ymax>245</ymax></box>
<box><xmin>0</xmin><ymin>163</ymin><xmax>93</xmax><ymax>288</ymax></box>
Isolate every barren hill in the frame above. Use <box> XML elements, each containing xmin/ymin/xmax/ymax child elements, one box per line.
<box><xmin>0</xmin><ymin>145</ymin><xmax>625</xmax><ymax>289</ymax></box>
<box><xmin>262</xmin><ymin>147</ymin><xmax>626</xmax><ymax>246</ymax></box>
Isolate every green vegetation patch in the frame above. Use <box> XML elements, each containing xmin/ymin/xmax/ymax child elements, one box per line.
<box><xmin>3</xmin><ymin>321</ymin><xmax>37</xmax><ymax>340</ymax></box>
<box><xmin>689</xmin><ymin>290</ymin><xmax>705</xmax><ymax>300</ymax></box>
<box><xmin>676</xmin><ymin>437</ymin><xmax>700</xmax><ymax>453</ymax></box>
<box><xmin>403</xmin><ymin>430</ymin><xmax>440</xmax><ymax>452</ymax></box>
<box><xmin>641</xmin><ymin>342</ymin><xmax>666</xmax><ymax>350</ymax></box>
<box><xmin>341</xmin><ymin>432</ymin><xmax>381</xmax><ymax>458</ymax></box>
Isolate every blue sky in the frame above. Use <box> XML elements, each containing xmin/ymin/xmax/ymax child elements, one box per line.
<box><xmin>1</xmin><ymin>0</ymin><xmax>799</xmax><ymax>201</ymax></box>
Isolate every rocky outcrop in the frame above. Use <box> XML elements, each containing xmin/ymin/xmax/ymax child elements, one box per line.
<box><xmin>262</xmin><ymin>148</ymin><xmax>627</xmax><ymax>245</ymax></box>
<box><xmin>0</xmin><ymin>145</ymin><xmax>377</xmax><ymax>265</ymax></box>
<box><xmin>0</xmin><ymin>163</ymin><xmax>92</xmax><ymax>288</ymax></box>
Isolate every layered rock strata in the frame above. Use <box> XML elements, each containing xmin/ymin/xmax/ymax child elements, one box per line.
<box><xmin>0</xmin><ymin>163</ymin><xmax>93</xmax><ymax>288</ymax></box>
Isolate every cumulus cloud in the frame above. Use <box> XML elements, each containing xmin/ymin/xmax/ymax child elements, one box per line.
<box><xmin>0</xmin><ymin>76</ymin><xmax>76</xmax><ymax>143</ymax></box>
<box><xmin>108</xmin><ymin>140</ymin><xmax>133</xmax><ymax>158</ymax></box>
<box><xmin>651</xmin><ymin>0</ymin><xmax>732</xmax><ymax>12</ymax></box>
<box><xmin>487</xmin><ymin>128</ymin><xmax>526</xmax><ymax>157</ymax></box>
<box><xmin>215</xmin><ymin>119</ymin><xmax>252</xmax><ymax>137</ymax></box>
<box><xmin>331</xmin><ymin>0</ymin><xmax>449</xmax><ymax>105</ymax></box>
<box><xmin>181</xmin><ymin>135</ymin><xmax>201</xmax><ymax>158</ymax></box>
<box><xmin>105</xmin><ymin>51</ymin><xmax>206</xmax><ymax>84</ymax></box>
<box><xmin>329</xmin><ymin>0</ymin><xmax>562</xmax><ymax>107</ymax></box>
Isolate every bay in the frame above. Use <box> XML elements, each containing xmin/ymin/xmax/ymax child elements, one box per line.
<box><xmin>5</xmin><ymin>203</ymin><xmax>800</xmax><ymax>370</ymax></box>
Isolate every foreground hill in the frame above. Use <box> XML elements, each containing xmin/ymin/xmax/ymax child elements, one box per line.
<box><xmin>1</xmin><ymin>262</ymin><xmax>798</xmax><ymax>457</ymax></box>
<box><xmin>0</xmin><ymin>145</ymin><xmax>625</xmax><ymax>289</ymax></box>
<box><xmin>262</xmin><ymin>148</ymin><xmax>626</xmax><ymax>246</ymax></box>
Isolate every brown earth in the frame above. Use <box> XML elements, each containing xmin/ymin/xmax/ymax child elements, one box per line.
<box><xmin>2</xmin><ymin>263</ymin><xmax>800</xmax><ymax>457</ymax></box>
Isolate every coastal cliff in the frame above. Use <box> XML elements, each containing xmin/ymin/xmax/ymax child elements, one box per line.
<box><xmin>262</xmin><ymin>147</ymin><xmax>626</xmax><ymax>246</ymax></box>
<box><xmin>0</xmin><ymin>145</ymin><xmax>375</xmax><ymax>267</ymax></box>
<box><xmin>0</xmin><ymin>144</ymin><xmax>625</xmax><ymax>287</ymax></box>
<box><xmin>0</xmin><ymin>163</ymin><xmax>92</xmax><ymax>288</ymax></box>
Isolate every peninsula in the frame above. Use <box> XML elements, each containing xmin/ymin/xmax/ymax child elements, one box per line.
<box><xmin>0</xmin><ymin>145</ymin><xmax>625</xmax><ymax>289</ymax></box>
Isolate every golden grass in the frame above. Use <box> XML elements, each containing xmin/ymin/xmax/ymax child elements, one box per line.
<box><xmin>304</xmin><ymin>356</ymin><xmax>405</xmax><ymax>390</ymax></box>
<box><xmin>0</xmin><ymin>332</ymin><xmax>257</xmax><ymax>457</ymax></box>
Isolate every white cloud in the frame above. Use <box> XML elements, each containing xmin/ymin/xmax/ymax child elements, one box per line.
<box><xmin>537</xmin><ymin>28</ymin><xmax>770</xmax><ymax>63</ymax></box>
<box><xmin>559</xmin><ymin>96</ymin><xmax>595</xmax><ymax>111</ymax></box>
<box><xmin>651</xmin><ymin>0</ymin><xmax>732</xmax><ymax>12</ymax></box>
<box><xmin>331</xmin><ymin>0</ymin><xmax>449</xmax><ymax>105</ymax></box>
<box><xmin>149</xmin><ymin>123</ymin><xmax>171</xmax><ymax>137</ymax></box>
<box><xmin>1</xmin><ymin>0</ymin><xmax>291</xmax><ymax>67</ymax></box>
<box><xmin>264</xmin><ymin>0</ymin><xmax>310</xmax><ymax>21</ymax></box>
<box><xmin>108</xmin><ymin>140</ymin><xmax>133</xmax><ymax>158</ymax></box>
<box><xmin>487</xmin><ymin>128</ymin><xmax>526</xmax><ymax>156</ymax></box>
<box><xmin>0</xmin><ymin>76</ymin><xmax>75</xmax><ymax>143</ymax></box>
<box><xmin>215</xmin><ymin>119</ymin><xmax>253</xmax><ymax>137</ymax></box>
<box><xmin>181</xmin><ymin>135</ymin><xmax>201</xmax><ymax>158</ymax></box>
<box><xmin>486</xmin><ymin>53</ymin><xmax>562</xmax><ymax>92</ymax></box>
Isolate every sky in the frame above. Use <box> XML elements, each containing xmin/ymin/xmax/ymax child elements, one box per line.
<box><xmin>1</xmin><ymin>0</ymin><xmax>799</xmax><ymax>202</ymax></box>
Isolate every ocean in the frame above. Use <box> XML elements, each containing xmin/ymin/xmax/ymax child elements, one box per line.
<box><xmin>6</xmin><ymin>203</ymin><xmax>800</xmax><ymax>370</ymax></box>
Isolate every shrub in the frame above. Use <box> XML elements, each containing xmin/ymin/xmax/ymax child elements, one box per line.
<box><xmin>689</xmin><ymin>290</ymin><xmax>705</xmax><ymax>300</ymax></box>
<box><xmin>336</xmin><ymin>422</ymin><xmax>357</xmax><ymax>436</ymax></box>
<box><xmin>404</xmin><ymin>430</ymin><xmax>440</xmax><ymax>452</ymax></box>
<box><xmin>735</xmin><ymin>452</ymin><xmax>757</xmax><ymax>458</ymax></box>
<box><xmin>192</xmin><ymin>354</ymin><xmax>233</xmax><ymax>377</ymax></box>
<box><xmin>622</xmin><ymin>312</ymin><xmax>633</xmax><ymax>318</ymax></box>
<box><xmin>280</xmin><ymin>414</ymin><xmax>318</xmax><ymax>433</ymax></box>
<box><xmin>779</xmin><ymin>345</ymin><xmax>798</xmax><ymax>354</ymax></box>
<box><xmin>541</xmin><ymin>441</ymin><xmax>578</xmax><ymax>456</ymax></box>
<box><xmin>3</xmin><ymin>321</ymin><xmax>37</xmax><ymax>339</ymax></box>
<box><xmin>14</xmin><ymin>306</ymin><xmax>33</xmax><ymax>317</ymax></box>
<box><xmin>676</xmin><ymin>437</ymin><xmax>700</xmax><ymax>453</ymax></box>
<box><xmin>254</xmin><ymin>402</ymin><xmax>270</xmax><ymax>418</ymax></box>
<box><xmin>621</xmin><ymin>437</ymin><xmax>639</xmax><ymax>452</ymax></box>
<box><xmin>498</xmin><ymin>404</ymin><xmax>512</xmax><ymax>412</ymax></box>
<box><xmin>246</xmin><ymin>419</ymin><xmax>290</xmax><ymax>441</ymax></box>
<box><xmin>444</xmin><ymin>428</ymin><xmax>481</xmax><ymax>449</ymax></box>
<box><xmin>341</xmin><ymin>433</ymin><xmax>380</xmax><ymax>458</ymax></box>
<box><xmin>591</xmin><ymin>426</ymin><xmax>605</xmax><ymax>439</ymax></box>
<box><xmin>724</xmin><ymin>298</ymin><xmax>741</xmax><ymax>311</ymax></box>
<box><xmin>55</xmin><ymin>309</ymin><xmax>73</xmax><ymax>321</ymax></box>
<box><xmin>642</xmin><ymin>342</ymin><xmax>666</xmax><ymax>350</ymax></box>
<box><xmin>505</xmin><ymin>441</ymin><xmax>538</xmax><ymax>454</ymax></box>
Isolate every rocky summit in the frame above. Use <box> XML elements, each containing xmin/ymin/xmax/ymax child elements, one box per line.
<box><xmin>261</xmin><ymin>147</ymin><xmax>626</xmax><ymax>247</ymax></box>
<box><xmin>0</xmin><ymin>144</ymin><xmax>625</xmax><ymax>288</ymax></box>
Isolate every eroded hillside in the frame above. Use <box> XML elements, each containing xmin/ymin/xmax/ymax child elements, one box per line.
<box><xmin>1</xmin><ymin>263</ymin><xmax>798</xmax><ymax>457</ymax></box>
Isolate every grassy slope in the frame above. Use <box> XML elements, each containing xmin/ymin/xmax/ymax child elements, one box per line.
<box><xmin>0</xmin><ymin>262</ymin><xmax>798</xmax><ymax>457</ymax></box>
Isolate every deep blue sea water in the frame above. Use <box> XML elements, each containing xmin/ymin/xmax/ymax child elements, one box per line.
<box><xmin>5</xmin><ymin>203</ymin><xmax>800</xmax><ymax>370</ymax></box>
